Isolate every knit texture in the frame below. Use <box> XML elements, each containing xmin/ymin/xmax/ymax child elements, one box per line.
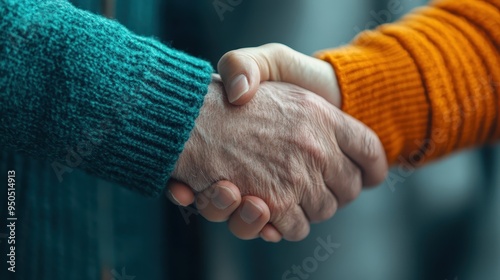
<box><xmin>0</xmin><ymin>0</ymin><xmax>214</xmax><ymax>196</ymax></box>
<box><xmin>317</xmin><ymin>0</ymin><xmax>500</xmax><ymax>165</ymax></box>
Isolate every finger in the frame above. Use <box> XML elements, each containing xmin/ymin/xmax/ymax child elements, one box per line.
<box><xmin>323</xmin><ymin>154</ymin><xmax>363</xmax><ymax>208</ymax></box>
<box><xmin>260</xmin><ymin>224</ymin><xmax>283</xmax><ymax>243</ymax></box>
<box><xmin>334</xmin><ymin>112</ymin><xmax>389</xmax><ymax>186</ymax></box>
<box><xmin>217</xmin><ymin>43</ymin><xmax>340</xmax><ymax>106</ymax></box>
<box><xmin>270</xmin><ymin>204</ymin><xmax>310</xmax><ymax>242</ymax></box>
<box><xmin>166</xmin><ymin>179</ymin><xmax>195</xmax><ymax>206</ymax></box>
<box><xmin>228</xmin><ymin>196</ymin><xmax>271</xmax><ymax>240</ymax></box>
<box><xmin>196</xmin><ymin>181</ymin><xmax>241</xmax><ymax>222</ymax></box>
<box><xmin>300</xmin><ymin>184</ymin><xmax>339</xmax><ymax>223</ymax></box>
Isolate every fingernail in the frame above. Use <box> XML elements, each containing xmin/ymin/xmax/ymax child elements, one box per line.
<box><xmin>212</xmin><ymin>186</ymin><xmax>236</xmax><ymax>210</ymax></box>
<box><xmin>240</xmin><ymin>200</ymin><xmax>263</xmax><ymax>224</ymax></box>
<box><xmin>167</xmin><ymin>190</ymin><xmax>181</xmax><ymax>205</ymax></box>
<box><xmin>228</xmin><ymin>74</ymin><xmax>249</xmax><ymax>103</ymax></box>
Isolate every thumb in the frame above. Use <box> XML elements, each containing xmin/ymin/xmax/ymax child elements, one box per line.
<box><xmin>217</xmin><ymin>43</ymin><xmax>341</xmax><ymax>106</ymax></box>
<box><xmin>217</xmin><ymin>45</ymin><xmax>267</xmax><ymax>105</ymax></box>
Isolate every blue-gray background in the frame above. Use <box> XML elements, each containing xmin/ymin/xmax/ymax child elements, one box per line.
<box><xmin>67</xmin><ymin>0</ymin><xmax>500</xmax><ymax>279</ymax></box>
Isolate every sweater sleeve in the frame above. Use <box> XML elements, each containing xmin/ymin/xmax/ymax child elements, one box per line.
<box><xmin>0</xmin><ymin>0</ymin><xmax>214</xmax><ymax>196</ymax></box>
<box><xmin>316</xmin><ymin>0</ymin><xmax>500</xmax><ymax>165</ymax></box>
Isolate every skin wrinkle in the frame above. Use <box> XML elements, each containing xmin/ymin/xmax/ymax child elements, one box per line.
<box><xmin>305</xmin><ymin>102</ymin><xmax>361</xmax><ymax>207</ymax></box>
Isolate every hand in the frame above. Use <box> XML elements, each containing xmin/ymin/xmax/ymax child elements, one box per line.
<box><xmin>217</xmin><ymin>43</ymin><xmax>341</xmax><ymax>106</ymax></box>
<box><xmin>170</xmin><ymin>75</ymin><xmax>387</xmax><ymax>241</ymax></box>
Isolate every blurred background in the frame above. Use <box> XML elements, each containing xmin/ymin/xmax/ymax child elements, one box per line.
<box><xmin>40</xmin><ymin>0</ymin><xmax>500</xmax><ymax>279</ymax></box>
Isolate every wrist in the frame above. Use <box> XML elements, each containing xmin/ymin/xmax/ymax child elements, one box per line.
<box><xmin>172</xmin><ymin>79</ymin><xmax>225</xmax><ymax>192</ymax></box>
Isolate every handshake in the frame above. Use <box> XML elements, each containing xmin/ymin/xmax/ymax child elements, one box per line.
<box><xmin>168</xmin><ymin>44</ymin><xmax>388</xmax><ymax>242</ymax></box>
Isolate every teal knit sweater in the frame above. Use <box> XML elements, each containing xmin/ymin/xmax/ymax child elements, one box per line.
<box><xmin>0</xmin><ymin>0</ymin><xmax>213</xmax><ymax>196</ymax></box>
<box><xmin>0</xmin><ymin>0</ymin><xmax>212</xmax><ymax>278</ymax></box>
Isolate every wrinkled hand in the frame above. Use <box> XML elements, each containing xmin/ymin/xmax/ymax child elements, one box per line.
<box><xmin>170</xmin><ymin>75</ymin><xmax>387</xmax><ymax>241</ymax></box>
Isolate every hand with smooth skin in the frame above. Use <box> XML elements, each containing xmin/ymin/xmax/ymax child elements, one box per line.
<box><xmin>218</xmin><ymin>43</ymin><xmax>342</xmax><ymax>107</ymax></box>
<box><xmin>169</xmin><ymin>72</ymin><xmax>387</xmax><ymax>242</ymax></box>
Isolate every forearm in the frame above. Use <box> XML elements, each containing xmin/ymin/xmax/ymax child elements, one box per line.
<box><xmin>316</xmin><ymin>0</ymin><xmax>500</xmax><ymax>165</ymax></box>
<box><xmin>0</xmin><ymin>0</ymin><xmax>213</xmax><ymax>195</ymax></box>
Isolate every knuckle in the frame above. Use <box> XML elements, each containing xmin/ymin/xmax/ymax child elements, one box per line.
<box><xmin>302</xmin><ymin>183</ymin><xmax>338</xmax><ymax>223</ymax></box>
<box><xmin>330</xmin><ymin>161</ymin><xmax>362</xmax><ymax>205</ymax></box>
<box><xmin>344</xmin><ymin>175</ymin><xmax>362</xmax><ymax>203</ymax></box>
<box><xmin>284</xmin><ymin>223</ymin><xmax>310</xmax><ymax>242</ymax></box>
<box><xmin>270</xmin><ymin>204</ymin><xmax>309</xmax><ymax>241</ymax></box>
<box><xmin>311</xmin><ymin>201</ymin><xmax>337</xmax><ymax>223</ymax></box>
<box><xmin>265</xmin><ymin>42</ymin><xmax>289</xmax><ymax>53</ymax></box>
<box><xmin>338</xmin><ymin>116</ymin><xmax>355</xmax><ymax>144</ymax></box>
<box><xmin>319</xmin><ymin>204</ymin><xmax>337</xmax><ymax>221</ymax></box>
<box><xmin>345</xmin><ymin>164</ymin><xmax>363</xmax><ymax>198</ymax></box>
<box><xmin>218</xmin><ymin>50</ymin><xmax>243</xmax><ymax>69</ymax></box>
<box><xmin>361</xmin><ymin>129</ymin><xmax>384</xmax><ymax>163</ymax></box>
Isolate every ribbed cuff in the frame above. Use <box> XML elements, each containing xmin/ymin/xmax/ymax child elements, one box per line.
<box><xmin>88</xmin><ymin>37</ymin><xmax>214</xmax><ymax>196</ymax></box>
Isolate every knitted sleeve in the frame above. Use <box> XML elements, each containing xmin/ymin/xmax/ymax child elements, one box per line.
<box><xmin>316</xmin><ymin>0</ymin><xmax>500</xmax><ymax>165</ymax></box>
<box><xmin>0</xmin><ymin>0</ymin><xmax>213</xmax><ymax>196</ymax></box>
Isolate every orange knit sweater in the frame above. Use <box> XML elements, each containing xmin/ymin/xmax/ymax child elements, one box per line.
<box><xmin>316</xmin><ymin>0</ymin><xmax>500</xmax><ymax>166</ymax></box>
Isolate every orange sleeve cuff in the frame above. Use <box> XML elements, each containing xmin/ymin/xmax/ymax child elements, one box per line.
<box><xmin>316</xmin><ymin>1</ymin><xmax>500</xmax><ymax>165</ymax></box>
